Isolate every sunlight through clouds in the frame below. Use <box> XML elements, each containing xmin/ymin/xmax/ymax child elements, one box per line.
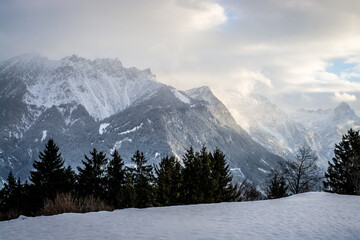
<box><xmin>0</xmin><ymin>0</ymin><xmax>360</xmax><ymax>113</ymax></box>
<box><xmin>190</xmin><ymin>2</ymin><xmax>227</xmax><ymax>30</ymax></box>
<box><xmin>332</xmin><ymin>92</ymin><xmax>357</xmax><ymax>102</ymax></box>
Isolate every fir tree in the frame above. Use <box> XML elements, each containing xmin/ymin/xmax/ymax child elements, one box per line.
<box><xmin>0</xmin><ymin>172</ymin><xmax>22</xmax><ymax>211</ymax></box>
<box><xmin>182</xmin><ymin>146</ymin><xmax>202</xmax><ymax>204</ymax></box>
<box><xmin>0</xmin><ymin>172</ymin><xmax>25</xmax><ymax>219</ymax></box>
<box><xmin>122</xmin><ymin>168</ymin><xmax>135</xmax><ymax>208</ymax></box>
<box><xmin>30</xmin><ymin>139</ymin><xmax>73</xmax><ymax>199</ymax></box>
<box><xmin>155</xmin><ymin>155</ymin><xmax>182</xmax><ymax>206</ymax></box>
<box><xmin>198</xmin><ymin>146</ymin><xmax>213</xmax><ymax>203</ymax></box>
<box><xmin>130</xmin><ymin>151</ymin><xmax>155</xmax><ymax>208</ymax></box>
<box><xmin>106</xmin><ymin>150</ymin><xmax>126</xmax><ymax>208</ymax></box>
<box><xmin>77</xmin><ymin>148</ymin><xmax>107</xmax><ymax>198</ymax></box>
<box><xmin>211</xmin><ymin>147</ymin><xmax>237</xmax><ymax>202</ymax></box>
<box><xmin>266</xmin><ymin>170</ymin><xmax>288</xmax><ymax>199</ymax></box>
<box><xmin>324</xmin><ymin>128</ymin><xmax>360</xmax><ymax>195</ymax></box>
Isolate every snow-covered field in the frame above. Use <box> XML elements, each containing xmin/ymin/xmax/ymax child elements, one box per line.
<box><xmin>1</xmin><ymin>192</ymin><xmax>359</xmax><ymax>240</ymax></box>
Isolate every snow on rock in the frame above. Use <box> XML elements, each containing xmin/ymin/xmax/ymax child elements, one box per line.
<box><xmin>230</xmin><ymin>167</ymin><xmax>245</xmax><ymax>178</ymax></box>
<box><xmin>1</xmin><ymin>193</ymin><xmax>359</xmax><ymax>240</ymax></box>
<box><xmin>110</xmin><ymin>138</ymin><xmax>132</xmax><ymax>153</ymax></box>
<box><xmin>258</xmin><ymin>167</ymin><xmax>269</xmax><ymax>174</ymax></box>
<box><xmin>260</xmin><ymin>159</ymin><xmax>269</xmax><ymax>165</ymax></box>
<box><xmin>99</xmin><ymin>123</ymin><xmax>110</xmax><ymax>135</ymax></box>
<box><xmin>41</xmin><ymin>130</ymin><xmax>47</xmax><ymax>142</ymax></box>
<box><xmin>171</xmin><ymin>89</ymin><xmax>191</xmax><ymax>104</ymax></box>
<box><xmin>9</xmin><ymin>54</ymin><xmax>162</xmax><ymax>121</ymax></box>
<box><xmin>118</xmin><ymin>123</ymin><xmax>143</xmax><ymax>135</ymax></box>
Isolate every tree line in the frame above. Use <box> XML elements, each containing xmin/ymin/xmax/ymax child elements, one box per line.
<box><xmin>265</xmin><ymin>128</ymin><xmax>360</xmax><ymax>198</ymax></box>
<box><xmin>0</xmin><ymin>141</ymin><xmax>242</xmax><ymax>220</ymax></box>
<box><xmin>1</xmin><ymin>128</ymin><xmax>359</xmax><ymax>220</ymax></box>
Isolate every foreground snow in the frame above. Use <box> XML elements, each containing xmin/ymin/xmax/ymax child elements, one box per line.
<box><xmin>1</xmin><ymin>192</ymin><xmax>359</xmax><ymax>240</ymax></box>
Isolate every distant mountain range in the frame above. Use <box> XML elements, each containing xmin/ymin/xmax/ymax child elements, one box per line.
<box><xmin>223</xmin><ymin>92</ymin><xmax>360</xmax><ymax>169</ymax></box>
<box><xmin>0</xmin><ymin>54</ymin><xmax>284</xmax><ymax>186</ymax></box>
<box><xmin>1</xmin><ymin>54</ymin><xmax>359</xmax><ymax>187</ymax></box>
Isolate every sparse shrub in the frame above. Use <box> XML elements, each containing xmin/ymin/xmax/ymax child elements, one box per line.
<box><xmin>41</xmin><ymin>192</ymin><xmax>79</xmax><ymax>215</ymax></box>
<box><xmin>265</xmin><ymin>170</ymin><xmax>288</xmax><ymax>199</ymax></box>
<box><xmin>236</xmin><ymin>179</ymin><xmax>263</xmax><ymax>201</ymax></box>
<box><xmin>40</xmin><ymin>193</ymin><xmax>113</xmax><ymax>216</ymax></box>
<box><xmin>78</xmin><ymin>194</ymin><xmax>113</xmax><ymax>212</ymax></box>
<box><xmin>0</xmin><ymin>208</ymin><xmax>21</xmax><ymax>221</ymax></box>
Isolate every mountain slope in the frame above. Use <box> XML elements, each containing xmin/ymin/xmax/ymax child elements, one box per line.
<box><xmin>0</xmin><ymin>54</ymin><xmax>284</xmax><ymax>186</ymax></box>
<box><xmin>1</xmin><ymin>53</ymin><xmax>161</xmax><ymax>121</ymax></box>
<box><xmin>292</xmin><ymin>102</ymin><xmax>360</xmax><ymax>163</ymax></box>
<box><xmin>222</xmin><ymin>91</ymin><xmax>360</xmax><ymax>168</ymax></box>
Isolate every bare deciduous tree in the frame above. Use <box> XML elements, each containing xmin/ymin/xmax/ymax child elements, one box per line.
<box><xmin>281</xmin><ymin>146</ymin><xmax>322</xmax><ymax>194</ymax></box>
<box><xmin>235</xmin><ymin>179</ymin><xmax>263</xmax><ymax>201</ymax></box>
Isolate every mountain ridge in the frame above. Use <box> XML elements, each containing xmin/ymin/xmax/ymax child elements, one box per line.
<box><xmin>0</xmin><ymin>54</ymin><xmax>284</xmax><ymax>186</ymax></box>
<box><xmin>223</xmin><ymin>91</ymin><xmax>360</xmax><ymax>168</ymax></box>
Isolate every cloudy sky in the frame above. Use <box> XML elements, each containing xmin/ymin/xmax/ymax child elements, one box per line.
<box><xmin>1</xmin><ymin>0</ymin><xmax>360</xmax><ymax>114</ymax></box>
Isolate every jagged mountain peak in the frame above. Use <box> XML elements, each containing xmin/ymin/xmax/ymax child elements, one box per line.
<box><xmin>1</xmin><ymin>54</ymin><xmax>161</xmax><ymax>120</ymax></box>
<box><xmin>0</xmin><ymin>53</ymin><xmax>51</xmax><ymax>73</ymax></box>
<box><xmin>3</xmin><ymin>52</ymin><xmax>45</xmax><ymax>63</ymax></box>
<box><xmin>186</xmin><ymin>86</ymin><xmax>216</xmax><ymax>104</ymax></box>
<box><xmin>334</xmin><ymin>102</ymin><xmax>354</xmax><ymax>115</ymax></box>
<box><xmin>60</xmin><ymin>55</ymin><xmax>126</xmax><ymax>70</ymax></box>
<box><xmin>186</xmin><ymin>86</ymin><xmax>239</xmax><ymax>128</ymax></box>
<box><xmin>186</xmin><ymin>86</ymin><xmax>211</xmax><ymax>94</ymax></box>
<box><xmin>333</xmin><ymin>102</ymin><xmax>358</xmax><ymax>123</ymax></box>
<box><xmin>61</xmin><ymin>54</ymin><xmax>87</xmax><ymax>62</ymax></box>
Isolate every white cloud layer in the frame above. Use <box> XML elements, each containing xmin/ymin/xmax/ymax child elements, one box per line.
<box><xmin>332</xmin><ymin>92</ymin><xmax>357</xmax><ymax>103</ymax></box>
<box><xmin>0</xmin><ymin>0</ymin><xmax>359</xmax><ymax>114</ymax></box>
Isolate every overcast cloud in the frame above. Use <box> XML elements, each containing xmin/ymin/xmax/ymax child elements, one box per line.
<box><xmin>1</xmin><ymin>0</ymin><xmax>359</xmax><ymax>114</ymax></box>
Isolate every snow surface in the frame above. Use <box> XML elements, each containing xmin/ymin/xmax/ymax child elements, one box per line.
<box><xmin>98</xmin><ymin>123</ymin><xmax>110</xmax><ymax>135</ymax></box>
<box><xmin>2</xmin><ymin>192</ymin><xmax>358</xmax><ymax>240</ymax></box>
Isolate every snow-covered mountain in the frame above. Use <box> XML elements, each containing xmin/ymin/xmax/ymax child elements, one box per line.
<box><xmin>292</xmin><ymin>102</ymin><xmax>360</xmax><ymax>164</ymax></box>
<box><xmin>223</xmin><ymin>91</ymin><xmax>360</xmax><ymax>168</ymax></box>
<box><xmin>0</xmin><ymin>54</ymin><xmax>283</xmax><ymax>186</ymax></box>
<box><xmin>1</xmin><ymin>53</ymin><xmax>161</xmax><ymax>120</ymax></box>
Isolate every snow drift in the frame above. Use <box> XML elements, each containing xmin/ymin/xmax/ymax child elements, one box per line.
<box><xmin>1</xmin><ymin>192</ymin><xmax>359</xmax><ymax>240</ymax></box>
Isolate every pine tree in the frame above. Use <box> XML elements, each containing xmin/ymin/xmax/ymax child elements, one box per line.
<box><xmin>198</xmin><ymin>146</ymin><xmax>213</xmax><ymax>203</ymax></box>
<box><xmin>266</xmin><ymin>170</ymin><xmax>288</xmax><ymax>199</ymax></box>
<box><xmin>0</xmin><ymin>172</ymin><xmax>21</xmax><ymax>210</ymax></box>
<box><xmin>106</xmin><ymin>150</ymin><xmax>126</xmax><ymax>208</ymax></box>
<box><xmin>324</xmin><ymin>128</ymin><xmax>360</xmax><ymax>195</ymax></box>
<box><xmin>30</xmin><ymin>139</ymin><xmax>73</xmax><ymax>199</ymax></box>
<box><xmin>0</xmin><ymin>172</ymin><xmax>24</xmax><ymax>219</ymax></box>
<box><xmin>77</xmin><ymin>148</ymin><xmax>107</xmax><ymax>198</ymax></box>
<box><xmin>182</xmin><ymin>146</ymin><xmax>202</xmax><ymax>204</ymax></box>
<box><xmin>122</xmin><ymin>168</ymin><xmax>135</xmax><ymax>208</ymax></box>
<box><xmin>130</xmin><ymin>151</ymin><xmax>155</xmax><ymax>208</ymax></box>
<box><xmin>211</xmin><ymin>147</ymin><xmax>237</xmax><ymax>202</ymax></box>
<box><xmin>155</xmin><ymin>155</ymin><xmax>182</xmax><ymax>206</ymax></box>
